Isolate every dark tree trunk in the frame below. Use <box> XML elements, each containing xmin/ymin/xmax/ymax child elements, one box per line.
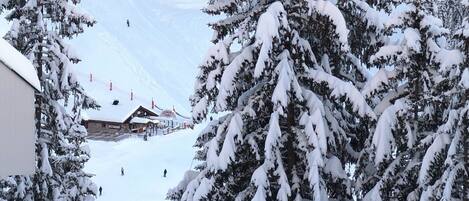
<box><xmin>285</xmin><ymin>102</ymin><xmax>296</xmax><ymax>186</ymax></box>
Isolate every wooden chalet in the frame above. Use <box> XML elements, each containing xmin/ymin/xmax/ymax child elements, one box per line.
<box><xmin>83</xmin><ymin>99</ymin><xmax>160</xmax><ymax>137</ymax></box>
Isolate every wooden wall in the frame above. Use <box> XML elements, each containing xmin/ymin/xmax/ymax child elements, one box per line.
<box><xmin>85</xmin><ymin>121</ymin><xmax>130</xmax><ymax>135</ymax></box>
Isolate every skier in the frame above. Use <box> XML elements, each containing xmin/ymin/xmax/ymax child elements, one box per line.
<box><xmin>126</xmin><ymin>19</ymin><xmax>130</xmax><ymax>27</ymax></box>
<box><xmin>163</xmin><ymin>169</ymin><xmax>167</xmax><ymax>178</ymax></box>
<box><xmin>121</xmin><ymin>167</ymin><xmax>125</xmax><ymax>176</ymax></box>
<box><xmin>99</xmin><ymin>186</ymin><xmax>103</xmax><ymax>196</ymax></box>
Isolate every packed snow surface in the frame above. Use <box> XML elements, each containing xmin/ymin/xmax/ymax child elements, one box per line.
<box><xmin>0</xmin><ymin>0</ymin><xmax>212</xmax><ymax>114</ymax></box>
<box><xmin>85</xmin><ymin>126</ymin><xmax>202</xmax><ymax>201</ymax></box>
<box><xmin>68</xmin><ymin>0</ymin><xmax>212</xmax><ymax>113</ymax></box>
<box><xmin>0</xmin><ymin>38</ymin><xmax>40</xmax><ymax>90</ymax></box>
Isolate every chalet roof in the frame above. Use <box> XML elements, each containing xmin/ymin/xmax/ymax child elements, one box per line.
<box><xmin>130</xmin><ymin>117</ymin><xmax>160</xmax><ymax>124</ymax></box>
<box><xmin>151</xmin><ymin>115</ymin><xmax>191</xmax><ymax>124</ymax></box>
<box><xmin>160</xmin><ymin>109</ymin><xmax>177</xmax><ymax>118</ymax></box>
<box><xmin>83</xmin><ymin>98</ymin><xmax>160</xmax><ymax>123</ymax></box>
<box><xmin>0</xmin><ymin>39</ymin><xmax>41</xmax><ymax>90</ymax></box>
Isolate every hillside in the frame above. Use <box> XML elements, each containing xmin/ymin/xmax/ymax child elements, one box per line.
<box><xmin>1</xmin><ymin>0</ymin><xmax>213</xmax><ymax>114</ymax></box>
<box><xmin>1</xmin><ymin>2</ymin><xmax>212</xmax><ymax>200</ymax></box>
<box><xmin>73</xmin><ymin>0</ymin><xmax>213</xmax><ymax>114</ymax></box>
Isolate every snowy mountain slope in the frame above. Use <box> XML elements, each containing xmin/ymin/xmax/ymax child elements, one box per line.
<box><xmin>70</xmin><ymin>0</ymin><xmax>212</xmax><ymax>114</ymax></box>
<box><xmin>1</xmin><ymin>0</ymin><xmax>213</xmax><ymax>114</ymax></box>
<box><xmin>85</xmin><ymin>126</ymin><xmax>202</xmax><ymax>201</ymax></box>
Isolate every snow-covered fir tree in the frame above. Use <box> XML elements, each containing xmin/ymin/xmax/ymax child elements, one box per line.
<box><xmin>321</xmin><ymin>2</ymin><xmax>391</xmax><ymax>196</ymax></box>
<box><xmin>357</xmin><ymin>1</ymin><xmax>467</xmax><ymax>200</ymax></box>
<box><xmin>0</xmin><ymin>0</ymin><xmax>98</xmax><ymax>200</ymax></box>
<box><xmin>436</xmin><ymin>0</ymin><xmax>468</xmax><ymax>38</ymax></box>
<box><xmin>168</xmin><ymin>0</ymin><xmax>376</xmax><ymax>200</ymax></box>
<box><xmin>417</xmin><ymin>1</ymin><xmax>469</xmax><ymax>199</ymax></box>
<box><xmin>337</xmin><ymin>0</ymin><xmax>387</xmax><ymax>69</ymax></box>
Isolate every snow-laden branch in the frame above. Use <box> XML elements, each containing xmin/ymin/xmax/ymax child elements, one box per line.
<box><xmin>372</xmin><ymin>100</ymin><xmax>409</xmax><ymax>164</ymax></box>
<box><xmin>361</xmin><ymin>68</ymin><xmax>397</xmax><ymax>98</ymax></box>
<box><xmin>306</xmin><ymin>0</ymin><xmax>350</xmax><ymax>51</ymax></box>
<box><xmin>304</xmin><ymin>69</ymin><xmax>377</xmax><ymax>119</ymax></box>
<box><xmin>254</xmin><ymin>1</ymin><xmax>289</xmax><ymax>78</ymax></box>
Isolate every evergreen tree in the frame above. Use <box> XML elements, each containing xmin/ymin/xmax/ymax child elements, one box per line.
<box><xmin>337</xmin><ymin>0</ymin><xmax>387</xmax><ymax>69</ymax></box>
<box><xmin>168</xmin><ymin>0</ymin><xmax>375</xmax><ymax>200</ymax></box>
<box><xmin>358</xmin><ymin>1</ymin><xmax>467</xmax><ymax>200</ymax></box>
<box><xmin>0</xmin><ymin>0</ymin><xmax>98</xmax><ymax>200</ymax></box>
<box><xmin>417</xmin><ymin>2</ymin><xmax>469</xmax><ymax>199</ymax></box>
<box><xmin>333</xmin><ymin>1</ymin><xmax>388</xmax><ymax>197</ymax></box>
<box><xmin>436</xmin><ymin>0</ymin><xmax>468</xmax><ymax>39</ymax></box>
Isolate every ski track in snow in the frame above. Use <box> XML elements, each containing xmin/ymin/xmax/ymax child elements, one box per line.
<box><xmin>85</xmin><ymin>126</ymin><xmax>202</xmax><ymax>201</ymax></box>
<box><xmin>1</xmin><ymin>0</ymin><xmax>213</xmax><ymax>114</ymax></box>
<box><xmin>68</xmin><ymin>0</ymin><xmax>213</xmax><ymax>114</ymax></box>
<box><xmin>0</xmin><ymin>1</ymin><xmax>210</xmax><ymax>200</ymax></box>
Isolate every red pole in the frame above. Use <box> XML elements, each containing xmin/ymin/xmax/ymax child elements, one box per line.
<box><xmin>110</xmin><ymin>81</ymin><xmax>113</xmax><ymax>91</ymax></box>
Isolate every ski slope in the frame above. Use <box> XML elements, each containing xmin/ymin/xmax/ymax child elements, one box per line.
<box><xmin>0</xmin><ymin>2</ymin><xmax>212</xmax><ymax>199</ymax></box>
<box><xmin>84</xmin><ymin>126</ymin><xmax>202</xmax><ymax>201</ymax></box>
<box><xmin>1</xmin><ymin>0</ymin><xmax>213</xmax><ymax>114</ymax></box>
<box><xmin>70</xmin><ymin>0</ymin><xmax>212</xmax><ymax>114</ymax></box>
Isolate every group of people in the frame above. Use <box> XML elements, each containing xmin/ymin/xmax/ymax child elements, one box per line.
<box><xmin>97</xmin><ymin>167</ymin><xmax>168</xmax><ymax>196</ymax></box>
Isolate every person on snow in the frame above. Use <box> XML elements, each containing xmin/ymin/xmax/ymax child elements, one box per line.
<box><xmin>121</xmin><ymin>167</ymin><xmax>125</xmax><ymax>176</ymax></box>
<box><xmin>163</xmin><ymin>169</ymin><xmax>167</xmax><ymax>178</ymax></box>
<box><xmin>126</xmin><ymin>19</ymin><xmax>130</xmax><ymax>27</ymax></box>
<box><xmin>99</xmin><ymin>186</ymin><xmax>103</xmax><ymax>196</ymax></box>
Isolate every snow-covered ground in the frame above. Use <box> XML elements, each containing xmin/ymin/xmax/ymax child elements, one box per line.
<box><xmin>85</xmin><ymin>126</ymin><xmax>202</xmax><ymax>201</ymax></box>
<box><xmin>1</xmin><ymin>0</ymin><xmax>213</xmax><ymax>114</ymax></box>
<box><xmin>0</xmin><ymin>1</ymin><xmax>212</xmax><ymax>200</ymax></box>
<box><xmin>68</xmin><ymin>0</ymin><xmax>212</xmax><ymax>113</ymax></box>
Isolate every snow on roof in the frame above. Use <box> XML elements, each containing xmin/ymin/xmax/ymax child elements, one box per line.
<box><xmin>83</xmin><ymin>98</ymin><xmax>160</xmax><ymax>123</ymax></box>
<box><xmin>160</xmin><ymin>109</ymin><xmax>177</xmax><ymax>118</ymax></box>
<box><xmin>151</xmin><ymin>116</ymin><xmax>175</xmax><ymax>121</ymax></box>
<box><xmin>151</xmin><ymin>115</ymin><xmax>190</xmax><ymax>124</ymax></box>
<box><xmin>0</xmin><ymin>39</ymin><xmax>41</xmax><ymax>90</ymax></box>
<box><xmin>130</xmin><ymin>117</ymin><xmax>160</xmax><ymax>124</ymax></box>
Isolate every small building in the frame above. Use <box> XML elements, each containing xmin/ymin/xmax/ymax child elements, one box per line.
<box><xmin>82</xmin><ymin>100</ymin><xmax>160</xmax><ymax>138</ymax></box>
<box><xmin>153</xmin><ymin>109</ymin><xmax>192</xmax><ymax>130</ymax></box>
<box><xmin>129</xmin><ymin>117</ymin><xmax>160</xmax><ymax>133</ymax></box>
<box><xmin>0</xmin><ymin>39</ymin><xmax>40</xmax><ymax>178</ymax></box>
<box><xmin>156</xmin><ymin>109</ymin><xmax>177</xmax><ymax>127</ymax></box>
